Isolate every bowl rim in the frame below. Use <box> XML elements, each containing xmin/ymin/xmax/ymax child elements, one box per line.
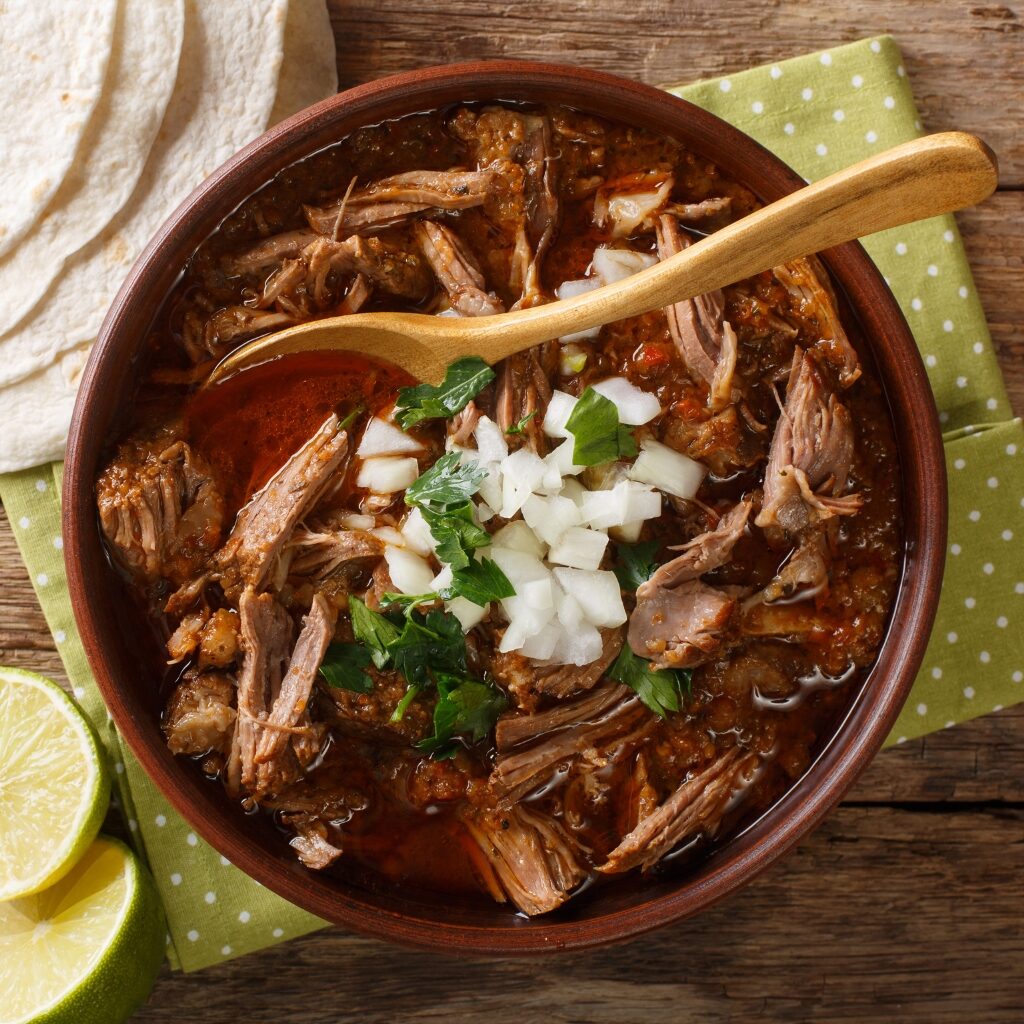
<box><xmin>63</xmin><ymin>59</ymin><xmax>946</xmax><ymax>955</ymax></box>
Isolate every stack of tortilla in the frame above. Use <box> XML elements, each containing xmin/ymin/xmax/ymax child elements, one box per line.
<box><xmin>0</xmin><ymin>0</ymin><xmax>338</xmax><ymax>473</ymax></box>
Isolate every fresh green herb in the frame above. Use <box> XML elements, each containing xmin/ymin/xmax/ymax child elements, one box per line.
<box><xmin>416</xmin><ymin>675</ymin><xmax>508</xmax><ymax>758</ymax></box>
<box><xmin>318</xmin><ymin>642</ymin><xmax>374</xmax><ymax>693</ymax></box>
<box><xmin>612</xmin><ymin>540</ymin><xmax>661</xmax><ymax>590</ymax></box>
<box><xmin>420</xmin><ymin>501</ymin><xmax>491</xmax><ymax>570</ymax></box>
<box><xmin>349</xmin><ymin>596</ymin><xmax>401</xmax><ymax>669</ymax></box>
<box><xmin>337</xmin><ymin>404</ymin><xmax>365</xmax><ymax>431</ymax></box>
<box><xmin>564</xmin><ymin>387</ymin><xmax>638</xmax><ymax>466</ymax></box>
<box><xmin>390</xmin><ymin>683</ymin><xmax>422</xmax><ymax>723</ymax></box>
<box><xmin>387</xmin><ymin>607</ymin><xmax>466</xmax><ymax>685</ymax></box>
<box><xmin>394</xmin><ymin>356</ymin><xmax>496</xmax><ymax>430</ymax></box>
<box><xmin>505</xmin><ymin>410</ymin><xmax>537</xmax><ymax>436</ymax></box>
<box><xmin>609</xmin><ymin>646</ymin><xmax>691</xmax><ymax>718</ymax></box>
<box><xmin>405</xmin><ymin>451</ymin><xmax>488</xmax><ymax>511</ymax></box>
<box><xmin>440</xmin><ymin>558</ymin><xmax>515</xmax><ymax>607</ymax></box>
<box><xmin>379</xmin><ymin>592</ymin><xmax>438</xmax><ymax>612</ymax></box>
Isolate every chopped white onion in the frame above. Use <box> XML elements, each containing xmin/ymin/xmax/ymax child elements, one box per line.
<box><xmin>547</xmin><ymin>526</ymin><xmax>609</xmax><ymax>571</ymax></box>
<box><xmin>592</xmin><ymin>246</ymin><xmax>658</xmax><ymax>285</ymax></box>
<box><xmin>554</xmin><ymin>278</ymin><xmax>603</xmax><ymax>343</ymax></box>
<box><xmin>474</xmin><ymin>415</ymin><xmax>508</xmax><ymax>463</ymax></box>
<box><xmin>491</xmin><ymin>521</ymin><xmax>547</xmax><ymax>558</ymax></box>
<box><xmin>519</xmin><ymin>622</ymin><xmax>563</xmax><ymax>660</ymax></box>
<box><xmin>341</xmin><ymin>513</ymin><xmax>375</xmax><ymax>531</ymax></box>
<box><xmin>384</xmin><ymin>546</ymin><xmax>435</xmax><ymax>595</ymax></box>
<box><xmin>447</xmin><ymin>596</ymin><xmax>487</xmax><ymax>631</ymax></box>
<box><xmin>430</xmin><ymin>564</ymin><xmax>454</xmax><ymax>593</ymax></box>
<box><xmin>499</xmin><ymin>448</ymin><xmax>548</xmax><ymax>518</ymax></box>
<box><xmin>591</xmin><ymin>377</ymin><xmax>662</xmax><ymax>425</ymax></box>
<box><xmin>559</xmin><ymin>477</ymin><xmax>587</xmax><ymax>508</ymax></box>
<box><xmin>522</xmin><ymin>493</ymin><xmax>582</xmax><ymax>547</ymax></box>
<box><xmin>628</xmin><ymin>439</ymin><xmax>706</xmax><ymax>499</ymax></box>
<box><xmin>356</xmin><ymin>417</ymin><xmax>424</xmax><ymax>457</ymax></box>
<box><xmin>489</xmin><ymin>547</ymin><xmax>551</xmax><ymax>587</ymax></box>
<box><xmin>475</xmin><ymin>502</ymin><xmax>496</xmax><ymax>523</ymax></box>
<box><xmin>544</xmin><ymin>438</ymin><xmax>585</xmax><ymax>480</ymax></box>
<box><xmin>478</xmin><ymin>463</ymin><xmax>504</xmax><ymax>512</ymax></box>
<box><xmin>371</xmin><ymin>525</ymin><xmax>406</xmax><ymax>547</ymax></box>
<box><xmin>542</xmin><ymin>391</ymin><xmax>578</xmax><ymax>439</ymax></box>
<box><xmin>548</xmin><ymin>622</ymin><xmax>604</xmax><ymax>666</ymax></box>
<box><xmin>610</xmin><ymin>519</ymin><xmax>645</xmax><ymax>544</ymax></box>
<box><xmin>356</xmin><ymin>455</ymin><xmax>420</xmax><ymax>494</ymax></box>
<box><xmin>556</xmin><ymin>589</ymin><xmax>585</xmax><ymax>629</ymax></box>
<box><xmin>552</xmin><ymin>567</ymin><xmax>628</xmax><ymax>628</ymax></box>
<box><xmin>400</xmin><ymin>507</ymin><xmax>436</xmax><ymax>556</ymax></box>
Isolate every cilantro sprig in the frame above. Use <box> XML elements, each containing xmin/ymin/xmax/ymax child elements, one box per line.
<box><xmin>505</xmin><ymin>410</ymin><xmax>537</xmax><ymax>435</ymax></box>
<box><xmin>394</xmin><ymin>356</ymin><xmax>495</xmax><ymax>430</ymax></box>
<box><xmin>319</xmin><ymin>643</ymin><xmax>374</xmax><ymax>693</ymax></box>
<box><xmin>420</xmin><ymin>502</ymin><xmax>490</xmax><ymax>570</ymax></box>
<box><xmin>565</xmin><ymin>387</ymin><xmax>638</xmax><ymax>466</ymax></box>
<box><xmin>609</xmin><ymin>646</ymin><xmax>691</xmax><ymax>718</ymax></box>
<box><xmin>404</xmin><ymin>451</ymin><xmax>488</xmax><ymax>511</ymax></box>
<box><xmin>439</xmin><ymin>557</ymin><xmax>515</xmax><ymax>607</ymax></box>
<box><xmin>612</xmin><ymin>540</ymin><xmax>661</xmax><ymax>590</ymax></box>
<box><xmin>416</xmin><ymin>674</ymin><xmax>507</xmax><ymax>759</ymax></box>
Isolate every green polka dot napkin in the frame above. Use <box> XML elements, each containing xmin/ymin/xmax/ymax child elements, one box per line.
<box><xmin>0</xmin><ymin>35</ymin><xmax>1021</xmax><ymax>972</ymax></box>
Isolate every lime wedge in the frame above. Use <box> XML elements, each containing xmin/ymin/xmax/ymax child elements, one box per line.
<box><xmin>0</xmin><ymin>667</ymin><xmax>109</xmax><ymax>900</ymax></box>
<box><xmin>0</xmin><ymin>836</ymin><xmax>165</xmax><ymax>1024</ymax></box>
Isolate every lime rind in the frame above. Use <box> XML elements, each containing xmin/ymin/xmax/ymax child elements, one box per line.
<box><xmin>0</xmin><ymin>666</ymin><xmax>111</xmax><ymax>900</ymax></box>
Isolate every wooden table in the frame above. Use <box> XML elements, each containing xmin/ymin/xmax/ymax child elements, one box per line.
<box><xmin>2</xmin><ymin>2</ymin><xmax>1021</xmax><ymax>1020</ymax></box>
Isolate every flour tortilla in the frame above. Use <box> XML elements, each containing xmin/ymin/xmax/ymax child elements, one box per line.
<box><xmin>270</xmin><ymin>0</ymin><xmax>338</xmax><ymax>126</ymax></box>
<box><xmin>0</xmin><ymin>0</ymin><xmax>341</xmax><ymax>472</ymax></box>
<box><xmin>0</xmin><ymin>0</ymin><xmax>289</xmax><ymax>391</ymax></box>
<box><xmin>0</xmin><ymin>0</ymin><xmax>118</xmax><ymax>260</ymax></box>
<box><xmin>0</xmin><ymin>0</ymin><xmax>185</xmax><ymax>337</ymax></box>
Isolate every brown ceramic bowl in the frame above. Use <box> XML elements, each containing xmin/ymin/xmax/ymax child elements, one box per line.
<box><xmin>63</xmin><ymin>61</ymin><xmax>946</xmax><ymax>955</ymax></box>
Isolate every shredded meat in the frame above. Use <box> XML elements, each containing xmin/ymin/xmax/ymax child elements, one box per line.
<box><xmin>97</xmin><ymin>437</ymin><xmax>224</xmax><ymax>585</ymax></box>
<box><xmin>756</xmin><ymin>349</ymin><xmax>862</xmax><ymax>534</ymax></box>
<box><xmin>461</xmin><ymin>803</ymin><xmax>586</xmax><ymax>915</ymax></box>
<box><xmin>163</xmin><ymin>670</ymin><xmax>236</xmax><ymax>757</ymax></box>
<box><xmin>493</xmin><ymin>345</ymin><xmax>556</xmax><ymax>451</ymax></box>
<box><xmin>216</xmin><ymin>414</ymin><xmax>350</xmax><ymax>595</ymax></box>
<box><xmin>281</xmin><ymin>525</ymin><xmax>384</xmax><ymax>586</ymax></box>
<box><xmin>600</xmin><ymin>749</ymin><xmax>757</xmax><ymax>873</ymax></box>
<box><xmin>656</xmin><ymin>214</ymin><xmax>738</xmax><ymax>409</ymax></box>
<box><xmin>415</xmin><ymin>220</ymin><xmax>505</xmax><ymax>317</ymax></box>
<box><xmin>628</xmin><ymin>500</ymin><xmax>752</xmax><ymax>670</ymax></box>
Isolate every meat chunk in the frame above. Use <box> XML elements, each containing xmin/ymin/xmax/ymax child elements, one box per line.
<box><xmin>163</xmin><ymin>670</ymin><xmax>236</xmax><ymax>757</ymax></box>
<box><xmin>599</xmin><ymin>748</ymin><xmax>756</xmax><ymax>873</ymax></box>
<box><xmin>201</xmin><ymin>306</ymin><xmax>295</xmax><ymax>350</ymax></box>
<box><xmin>492</xmin><ymin>345</ymin><xmax>555</xmax><ymax>451</ymax></box>
<box><xmin>197</xmin><ymin>608</ymin><xmax>241</xmax><ymax>669</ymax></box>
<box><xmin>225</xmin><ymin>589</ymin><xmax>293</xmax><ymax>798</ymax></box>
<box><xmin>656</xmin><ymin>214</ymin><xmax>738</xmax><ymax>409</ymax></box>
<box><xmin>628</xmin><ymin>500</ymin><xmax>752</xmax><ymax>670</ymax></box>
<box><xmin>750</xmin><ymin>529</ymin><xmax>830</xmax><ymax>607</ymax></box>
<box><xmin>303</xmin><ymin>168</ymin><xmax>497</xmax><ymax>235</ymax></box>
<box><xmin>255</xmin><ymin>593</ymin><xmax>336</xmax><ymax>768</ymax></box>
<box><xmin>756</xmin><ymin>349</ymin><xmax>862</xmax><ymax>534</ymax></box>
<box><xmin>773</xmin><ymin>257</ymin><xmax>861</xmax><ymax>388</ymax></box>
<box><xmin>492</xmin><ymin>682</ymin><xmax>652</xmax><ymax>799</ymax></box>
<box><xmin>287</xmin><ymin>817</ymin><xmax>344</xmax><ymax>870</ymax></box>
<box><xmin>216</xmin><ymin>414</ymin><xmax>350</xmax><ymax>595</ymax></box>
<box><xmin>461</xmin><ymin>804</ymin><xmax>586</xmax><ymax>915</ymax></box>
<box><xmin>489</xmin><ymin>627</ymin><xmax>624</xmax><ymax>711</ymax></box>
<box><xmin>665</xmin><ymin>196</ymin><xmax>732</xmax><ymax>223</ymax></box>
<box><xmin>415</xmin><ymin>220</ymin><xmax>505</xmax><ymax>317</ymax></box>
<box><xmin>97</xmin><ymin>437</ymin><xmax>224</xmax><ymax>585</ymax></box>
<box><xmin>281</xmin><ymin>525</ymin><xmax>384</xmax><ymax>586</ymax></box>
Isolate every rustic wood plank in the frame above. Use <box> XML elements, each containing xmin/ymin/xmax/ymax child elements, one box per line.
<box><xmin>131</xmin><ymin>806</ymin><xmax>1024</xmax><ymax>1024</ymax></box>
<box><xmin>328</xmin><ymin>0</ymin><xmax>1024</xmax><ymax>186</ymax></box>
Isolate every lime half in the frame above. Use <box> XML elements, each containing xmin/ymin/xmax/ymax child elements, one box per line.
<box><xmin>0</xmin><ymin>666</ymin><xmax>110</xmax><ymax>900</ymax></box>
<box><xmin>0</xmin><ymin>835</ymin><xmax>165</xmax><ymax>1024</ymax></box>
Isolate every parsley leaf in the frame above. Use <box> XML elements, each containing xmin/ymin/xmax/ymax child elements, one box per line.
<box><xmin>379</xmin><ymin>593</ymin><xmax>438</xmax><ymax>612</ymax></box>
<box><xmin>349</xmin><ymin>596</ymin><xmax>401</xmax><ymax>669</ymax></box>
<box><xmin>416</xmin><ymin>674</ymin><xmax>507</xmax><ymax>758</ymax></box>
<box><xmin>394</xmin><ymin>357</ymin><xmax>496</xmax><ymax>430</ymax></box>
<box><xmin>609</xmin><ymin>646</ymin><xmax>691</xmax><ymax>718</ymax></box>
<box><xmin>612</xmin><ymin>540</ymin><xmax>661</xmax><ymax>590</ymax></box>
<box><xmin>390</xmin><ymin>682</ymin><xmax>421</xmax><ymax>723</ymax></box>
<box><xmin>420</xmin><ymin>502</ymin><xmax>490</xmax><ymax>570</ymax></box>
<box><xmin>505</xmin><ymin>410</ymin><xmax>537</xmax><ymax>435</ymax></box>
<box><xmin>440</xmin><ymin>557</ymin><xmax>515</xmax><ymax>607</ymax></box>
<box><xmin>319</xmin><ymin>642</ymin><xmax>374</xmax><ymax>693</ymax></box>
<box><xmin>387</xmin><ymin>607</ymin><xmax>466</xmax><ymax>685</ymax></box>
<box><xmin>405</xmin><ymin>451</ymin><xmax>487</xmax><ymax>512</ymax></box>
<box><xmin>564</xmin><ymin>387</ymin><xmax>638</xmax><ymax>466</ymax></box>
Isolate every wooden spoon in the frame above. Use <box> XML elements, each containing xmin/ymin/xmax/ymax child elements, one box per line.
<box><xmin>207</xmin><ymin>132</ymin><xmax>997</xmax><ymax>386</ymax></box>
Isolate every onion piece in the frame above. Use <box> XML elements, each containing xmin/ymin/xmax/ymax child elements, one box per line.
<box><xmin>547</xmin><ymin>526</ymin><xmax>609</xmax><ymax>571</ymax></box>
<box><xmin>491</xmin><ymin>521</ymin><xmax>547</xmax><ymax>558</ymax></box>
<box><xmin>499</xmin><ymin>448</ymin><xmax>548</xmax><ymax>518</ymax></box>
<box><xmin>552</xmin><ymin>567</ymin><xmax>627</xmax><ymax>628</ymax></box>
<box><xmin>592</xmin><ymin>246</ymin><xmax>658</xmax><ymax>285</ymax></box>
<box><xmin>384</xmin><ymin>546</ymin><xmax>435</xmax><ymax>595</ymax></box>
<box><xmin>356</xmin><ymin>417</ymin><xmax>424</xmax><ymax>457</ymax></box>
<box><xmin>341</xmin><ymin>513</ymin><xmax>375</xmax><ymax>531</ymax></box>
<box><xmin>542</xmin><ymin>391</ymin><xmax>578</xmax><ymax>439</ymax></box>
<box><xmin>448</xmin><ymin>596</ymin><xmax>487</xmax><ymax>631</ymax></box>
<box><xmin>474</xmin><ymin>415</ymin><xmax>508</xmax><ymax>463</ymax></box>
<box><xmin>591</xmin><ymin>377</ymin><xmax>662</xmax><ymax>425</ymax></box>
<box><xmin>522</xmin><ymin>493</ymin><xmax>582</xmax><ymax>547</ymax></box>
<box><xmin>400</xmin><ymin>507</ymin><xmax>436</xmax><ymax>556</ymax></box>
<box><xmin>627</xmin><ymin>439</ymin><xmax>706</xmax><ymax>499</ymax></box>
<box><xmin>371</xmin><ymin>525</ymin><xmax>406</xmax><ymax>547</ymax></box>
<box><xmin>547</xmin><ymin>622</ymin><xmax>604</xmax><ymax>666</ymax></box>
<box><xmin>554</xmin><ymin>278</ymin><xmax>602</xmax><ymax>342</ymax></box>
<box><xmin>356</xmin><ymin>456</ymin><xmax>420</xmax><ymax>493</ymax></box>
<box><xmin>519</xmin><ymin>622</ymin><xmax>563</xmax><ymax>660</ymax></box>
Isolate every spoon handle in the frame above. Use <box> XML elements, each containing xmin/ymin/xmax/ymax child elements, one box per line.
<box><xmin>465</xmin><ymin>131</ymin><xmax>998</xmax><ymax>360</ymax></box>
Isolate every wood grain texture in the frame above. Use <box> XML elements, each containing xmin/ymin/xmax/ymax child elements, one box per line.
<box><xmin>0</xmin><ymin>2</ymin><xmax>1019</xmax><ymax>1019</ymax></box>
